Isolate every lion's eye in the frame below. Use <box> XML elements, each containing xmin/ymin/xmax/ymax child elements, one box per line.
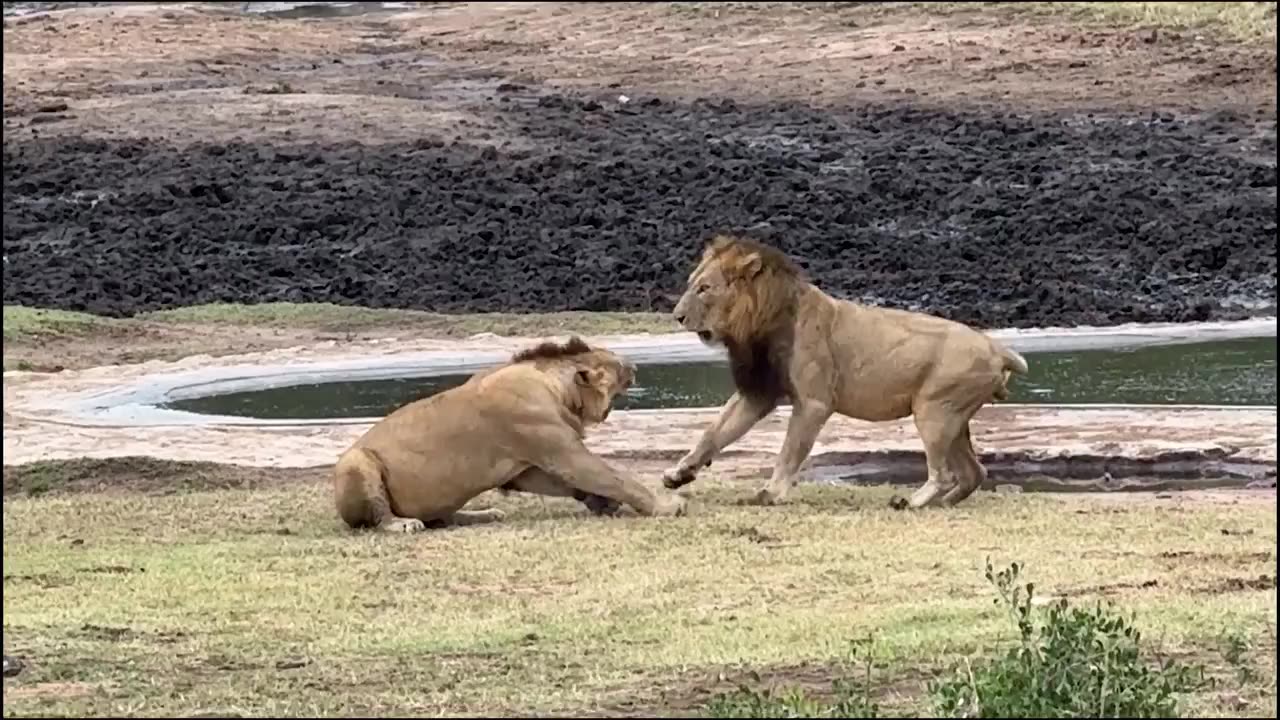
<box><xmin>696</xmin><ymin>283</ymin><xmax>710</xmax><ymax>294</ymax></box>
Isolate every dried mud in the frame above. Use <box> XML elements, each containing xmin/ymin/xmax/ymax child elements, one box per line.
<box><xmin>2</xmin><ymin>3</ymin><xmax>1276</xmax><ymax>327</ymax></box>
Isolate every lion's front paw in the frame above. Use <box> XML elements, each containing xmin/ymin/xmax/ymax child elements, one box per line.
<box><xmin>662</xmin><ymin>465</ymin><xmax>698</xmax><ymax>490</ymax></box>
<box><xmin>652</xmin><ymin>493</ymin><xmax>688</xmax><ymax>518</ymax></box>
<box><xmin>381</xmin><ymin>517</ymin><xmax>427</xmax><ymax>534</ymax></box>
<box><xmin>749</xmin><ymin>487</ymin><xmax>786</xmax><ymax>507</ymax></box>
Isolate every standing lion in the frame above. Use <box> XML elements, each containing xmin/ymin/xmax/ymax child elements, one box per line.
<box><xmin>333</xmin><ymin>337</ymin><xmax>687</xmax><ymax>532</ymax></box>
<box><xmin>662</xmin><ymin>234</ymin><xmax>1029</xmax><ymax>509</ymax></box>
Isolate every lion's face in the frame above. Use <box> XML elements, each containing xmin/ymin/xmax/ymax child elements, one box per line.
<box><xmin>574</xmin><ymin>350</ymin><xmax>636</xmax><ymax>424</ymax></box>
<box><xmin>673</xmin><ymin>251</ymin><xmax>751</xmax><ymax>346</ymax></box>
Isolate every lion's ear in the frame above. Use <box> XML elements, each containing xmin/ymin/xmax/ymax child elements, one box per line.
<box><xmin>575</xmin><ymin>368</ymin><xmax>603</xmax><ymax>388</ymax></box>
<box><xmin>706</xmin><ymin>235</ymin><xmax>737</xmax><ymax>252</ymax></box>
<box><xmin>734</xmin><ymin>252</ymin><xmax>763</xmax><ymax>278</ymax></box>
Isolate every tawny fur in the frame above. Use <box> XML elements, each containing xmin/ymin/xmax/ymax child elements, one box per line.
<box><xmin>665</xmin><ymin>234</ymin><xmax>1030</xmax><ymax>509</ymax></box>
<box><xmin>333</xmin><ymin>337</ymin><xmax>687</xmax><ymax>533</ymax></box>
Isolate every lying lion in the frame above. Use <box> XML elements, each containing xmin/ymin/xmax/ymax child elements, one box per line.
<box><xmin>662</xmin><ymin>234</ymin><xmax>1029</xmax><ymax>509</ymax></box>
<box><xmin>334</xmin><ymin>337</ymin><xmax>687</xmax><ymax>532</ymax></box>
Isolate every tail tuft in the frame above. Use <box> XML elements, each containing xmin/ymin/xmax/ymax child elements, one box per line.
<box><xmin>999</xmin><ymin>346</ymin><xmax>1029</xmax><ymax>375</ymax></box>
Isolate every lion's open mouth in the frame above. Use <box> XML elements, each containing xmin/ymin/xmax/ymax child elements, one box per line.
<box><xmin>696</xmin><ymin>331</ymin><xmax>713</xmax><ymax>343</ymax></box>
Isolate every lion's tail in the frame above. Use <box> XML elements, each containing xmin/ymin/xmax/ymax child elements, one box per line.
<box><xmin>333</xmin><ymin>446</ymin><xmax>393</xmax><ymax>530</ymax></box>
<box><xmin>998</xmin><ymin>344</ymin><xmax>1029</xmax><ymax>375</ymax></box>
<box><xmin>991</xmin><ymin>344</ymin><xmax>1028</xmax><ymax>402</ymax></box>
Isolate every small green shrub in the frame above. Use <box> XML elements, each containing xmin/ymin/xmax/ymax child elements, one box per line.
<box><xmin>928</xmin><ymin>559</ymin><xmax>1209</xmax><ymax>718</ymax></box>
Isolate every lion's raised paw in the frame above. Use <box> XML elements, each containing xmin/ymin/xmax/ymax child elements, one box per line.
<box><xmin>662</xmin><ymin>466</ymin><xmax>697</xmax><ymax>490</ymax></box>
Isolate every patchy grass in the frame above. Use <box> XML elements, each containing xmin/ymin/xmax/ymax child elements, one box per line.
<box><xmin>0</xmin><ymin>301</ymin><xmax>678</xmax><ymax>339</ymax></box>
<box><xmin>2</xmin><ymin>460</ymin><xmax>1275</xmax><ymax>716</ymax></box>
<box><xmin>706</xmin><ymin>559</ymin><xmax>1217</xmax><ymax>717</ymax></box>
<box><xmin>137</xmin><ymin>302</ymin><xmax>677</xmax><ymax>337</ymax></box>
<box><xmin>669</xmin><ymin>2</ymin><xmax>1278</xmax><ymax>43</ymax></box>
<box><xmin>961</xmin><ymin>2</ymin><xmax>1278</xmax><ymax>43</ymax></box>
<box><xmin>1</xmin><ymin>303</ymin><xmax>679</xmax><ymax>371</ymax></box>
<box><xmin>2</xmin><ymin>306</ymin><xmax>112</xmax><ymax>342</ymax></box>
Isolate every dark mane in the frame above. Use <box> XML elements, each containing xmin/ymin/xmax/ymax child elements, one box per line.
<box><xmin>704</xmin><ymin>234</ymin><xmax>803</xmax><ymax>406</ymax></box>
<box><xmin>511</xmin><ymin>336</ymin><xmax>593</xmax><ymax>364</ymax></box>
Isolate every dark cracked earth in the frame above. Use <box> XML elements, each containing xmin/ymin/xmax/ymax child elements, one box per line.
<box><xmin>2</xmin><ymin>1</ymin><xmax>1277</xmax><ymax>328</ymax></box>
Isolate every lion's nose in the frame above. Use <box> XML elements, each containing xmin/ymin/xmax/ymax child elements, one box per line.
<box><xmin>675</xmin><ymin>314</ymin><xmax>687</xmax><ymax>325</ymax></box>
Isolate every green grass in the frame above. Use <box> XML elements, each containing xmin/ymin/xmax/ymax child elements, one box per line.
<box><xmin>2</xmin><ymin>461</ymin><xmax>1275</xmax><ymax>716</ymax></box>
<box><xmin>2</xmin><ymin>303</ymin><xmax>681</xmax><ymax>371</ymax></box>
<box><xmin>136</xmin><ymin>302</ymin><xmax>677</xmax><ymax>336</ymax></box>
<box><xmin>3</xmin><ymin>303</ymin><xmax>677</xmax><ymax>340</ymax></box>
<box><xmin>2</xmin><ymin>306</ymin><xmax>110</xmax><ymax>342</ymax></box>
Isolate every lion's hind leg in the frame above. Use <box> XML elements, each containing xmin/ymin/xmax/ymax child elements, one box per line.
<box><xmin>901</xmin><ymin>404</ymin><xmax>970</xmax><ymax>510</ymax></box>
<box><xmin>333</xmin><ymin>448</ymin><xmax>426</xmax><ymax>533</ymax></box>
<box><xmin>941</xmin><ymin>424</ymin><xmax>987</xmax><ymax>507</ymax></box>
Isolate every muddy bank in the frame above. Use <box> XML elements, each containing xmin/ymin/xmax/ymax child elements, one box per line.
<box><xmin>4</xmin><ymin>88</ymin><xmax>1276</xmax><ymax>327</ymax></box>
<box><xmin>3</xmin><ymin>4</ymin><xmax>1276</xmax><ymax>327</ymax></box>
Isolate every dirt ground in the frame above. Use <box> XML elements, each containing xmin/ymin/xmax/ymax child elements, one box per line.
<box><xmin>3</xmin><ymin>2</ymin><xmax>1276</xmax><ymax>325</ymax></box>
<box><xmin>5</xmin><ymin>2</ymin><xmax>1275</xmax><ymax>133</ymax></box>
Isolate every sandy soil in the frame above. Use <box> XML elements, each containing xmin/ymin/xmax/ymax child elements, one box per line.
<box><xmin>5</xmin><ymin>2</ymin><xmax>1275</xmax><ymax>142</ymax></box>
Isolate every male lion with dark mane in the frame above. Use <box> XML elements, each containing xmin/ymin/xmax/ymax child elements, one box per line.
<box><xmin>333</xmin><ymin>337</ymin><xmax>687</xmax><ymax>532</ymax></box>
<box><xmin>663</xmin><ymin>234</ymin><xmax>1029</xmax><ymax>509</ymax></box>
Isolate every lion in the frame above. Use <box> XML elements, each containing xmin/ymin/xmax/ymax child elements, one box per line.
<box><xmin>333</xmin><ymin>336</ymin><xmax>688</xmax><ymax>532</ymax></box>
<box><xmin>661</xmin><ymin>234</ymin><xmax>1029</xmax><ymax>509</ymax></box>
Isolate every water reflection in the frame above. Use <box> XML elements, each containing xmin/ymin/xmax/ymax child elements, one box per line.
<box><xmin>166</xmin><ymin>337</ymin><xmax>1277</xmax><ymax>420</ymax></box>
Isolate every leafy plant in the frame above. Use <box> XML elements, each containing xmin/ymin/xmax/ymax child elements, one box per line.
<box><xmin>929</xmin><ymin>559</ymin><xmax>1209</xmax><ymax>718</ymax></box>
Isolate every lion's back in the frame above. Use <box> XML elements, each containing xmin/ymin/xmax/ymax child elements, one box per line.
<box><xmin>358</xmin><ymin>363</ymin><xmax>563</xmax><ymax>452</ymax></box>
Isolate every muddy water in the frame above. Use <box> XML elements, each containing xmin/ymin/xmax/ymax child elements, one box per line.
<box><xmin>165</xmin><ymin>337</ymin><xmax>1277</xmax><ymax>420</ymax></box>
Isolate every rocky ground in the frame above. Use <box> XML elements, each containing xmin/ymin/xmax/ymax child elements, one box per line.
<box><xmin>2</xmin><ymin>2</ymin><xmax>1276</xmax><ymax>327</ymax></box>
